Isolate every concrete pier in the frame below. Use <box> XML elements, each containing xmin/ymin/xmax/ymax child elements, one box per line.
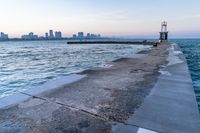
<box><xmin>0</xmin><ymin>42</ymin><xmax>200</xmax><ymax>133</ymax></box>
<box><xmin>67</xmin><ymin>40</ymin><xmax>155</xmax><ymax>45</ymax></box>
<box><xmin>113</xmin><ymin>43</ymin><xmax>200</xmax><ymax>133</ymax></box>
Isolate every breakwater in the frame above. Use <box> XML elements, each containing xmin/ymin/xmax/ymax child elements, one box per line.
<box><xmin>0</xmin><ymin>41</ymin><xmax>200</xmax><ymax>133</ymax></box>
<box><xmin>67</xmin><ymin>40</ymin><xmax>156</xmax><ymax>45</ymax></box>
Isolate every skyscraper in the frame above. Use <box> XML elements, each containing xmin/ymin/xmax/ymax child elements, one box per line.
<box><xmin>86</xmin><ymin>33</ymin><xmax>91</xmax><ymax>38</ymax></box>
<box><xmin>49</xmin><ymin>30</ymin><xmax>54</xmax><ymax>39</ymax></box>
<box><xmin>45</xmin><ymin>32</ymin><xmax>48</xmax><ymax>38</ymax></box>
<box><xmin>0</xmin><ymin>32</ymin><xmax>8</xmax><ymax>40</ymax></box>
<box><xmin>78</xmin><ymin>32</ymin><xmax>84</xmax><ymax>38</ymax></box>
<box><xmin>29</xmin><ymin>32</ymin><xmax>34</xmax><ymax>38</ymax></box>
<box><xmin>55</xmin><ymin>31</ymin><xmax>62</xmax><ymax>39</ymax></box>
<box><xmin>72</xmin><ymin>34</ymin><xmax>77</xmax><ymax>38</ymax></box>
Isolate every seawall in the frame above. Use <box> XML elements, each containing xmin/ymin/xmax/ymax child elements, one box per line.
<box><xmin>67</xmin><ymin>40</ymin><xmax>156</xmax><ymax>46</ymax></box>
<box><xmin>112</xmin><ymin>43</ymin><xmax>200</xmax><ymax>133</ymax></box>
<box><xmin>0</xmin><ymin>42</ymin><xmax>200</xmax><ymax>133</ymax></box>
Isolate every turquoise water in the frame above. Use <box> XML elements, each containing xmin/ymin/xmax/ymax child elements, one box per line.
<box><xmin>173</xmin><ymin>39</ymin><xmax>200</xmax><ymax>111</ymax></box>
<box><xmin>0</xmin><ymin>40</ymin><xmax>149</xmax><ymax>98</ymax></box>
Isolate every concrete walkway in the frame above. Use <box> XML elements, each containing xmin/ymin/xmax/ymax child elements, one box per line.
<box><xmin>113</xmin><ymin>43</ymin><xmax>200</xmax><ymax>133</ymax></box>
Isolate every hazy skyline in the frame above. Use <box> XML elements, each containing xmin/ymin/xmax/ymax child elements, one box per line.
<box><xmin>0</xmin><ymin>0</ymin><xmax>200</xmax><ymax>38</ymax></box>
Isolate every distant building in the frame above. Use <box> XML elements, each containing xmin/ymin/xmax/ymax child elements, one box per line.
<box><xmin>90</xmin><ymin>34</ymin><xmax>96</xmax><ymax>38</ymax></box>
<box><xmin>86</xmin><ymin>33</ymin><xmax>90</xmax><ymax>38</ymax></box>
<box><xmin>72</xmin><ymin>32</ymin><xmax>101</xmax><ymax>39</ymax></box>
<box><xmin>0</xmin><ymin>32</ymin><xmax>9</xmax><ymax>40</ymax></box>
<box><xmin>39</xmin><ymin>36</ymin><xmax>45</xmax><ymax>39</ymax></box>
<box><xmin>29</xmin><ymin>32</ymin><xmax>34</xmax><ymax>38</ymax></box>
<box><xmin>78</xmin><ymin>32</ymin><xmax>84</xmax><ymax>38</ymax></box>
<box><xmin>55</xmin><ymin>31</ymin><xmax>62</xmax><ymax>39</ymax></box>
<box><xmin>45</xmin><ymin>32</ymin><xmax>48</xmax><ymax>38</ymax></box>
<box><xmin>49</xmin><ymin>30</ymin><xmax>54</xmax><ymax>39</ymax></box>
<box><xmin>21</xmin><ymin>32</ymin><xmax>38</xmax><ymax>40</ymax></box>
<box><xmin>72</xmin><ymin>34</ymin><xmax>77</xmax><ymax>38</ymax></box>
<box><xmin>33</xmin><ymin>35</ymin><xmax>38</xmax><ymax>39</ymax></box>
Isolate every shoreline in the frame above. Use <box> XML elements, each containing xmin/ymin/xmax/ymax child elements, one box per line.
<box><xmin>0</xmin><ymin>42</ymin><xmax>200</xmax><ymax>133</ymax></box>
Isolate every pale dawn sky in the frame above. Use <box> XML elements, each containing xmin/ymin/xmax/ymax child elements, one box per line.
<box><xmin>0</xmin><ymin>0</ymin><xmax>200</xmax><ymax>38</ymax></box>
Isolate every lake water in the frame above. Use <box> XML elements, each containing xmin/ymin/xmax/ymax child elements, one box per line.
<box><xmin>0</xmin><ymin>40</ymin><xmax>149</xmax><ymax>99</ymax></box>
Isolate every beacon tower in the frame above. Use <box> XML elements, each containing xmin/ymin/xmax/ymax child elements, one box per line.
<box><xmin>159</xmin><ymin>21</ymin><xmax>168</xmax><ymax>42</ymax></box>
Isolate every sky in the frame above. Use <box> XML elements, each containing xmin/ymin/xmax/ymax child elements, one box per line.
<box><xmin>0</xmin><ymin>0</ymin><xmax>200</xmax><ymax>38</ymax></box>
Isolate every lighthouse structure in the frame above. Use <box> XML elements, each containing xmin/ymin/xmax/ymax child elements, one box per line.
<box><xmin>159</xmin><ymin>21</ymin><xmax>168</xmax><ymax>42</ymax></box>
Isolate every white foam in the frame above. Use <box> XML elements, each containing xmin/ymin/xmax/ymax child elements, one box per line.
<box><xmin>159</xmin><ymin>70</ymin><xmax>172</xmax><ymax>76</ymax></box>
<box><xmin>137</xmin><ymin>128</ymin><xmax>158</xmax><ymax>133</ymax></box>
<box><xmin>173</xmin><ymin>51</ymin><xmax>183</xmax><ymax>55</ymax></box>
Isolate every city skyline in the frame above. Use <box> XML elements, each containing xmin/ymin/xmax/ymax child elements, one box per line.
<box><xmin>0</xmin><ymin>0</ymin><xmax>200</xmax><ymax>38</ymax></box>
<box><xmin>0</xmin><ymin>30</ymin><xmax>102</xmax><ymax>40</ymax></box>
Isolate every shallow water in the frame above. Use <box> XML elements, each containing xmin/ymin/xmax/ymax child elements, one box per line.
<box><xmin>173</xmin><ymin>39</ymin><xmax>200</xmax><ymax>111</ymax></box>
<box><xmin>0</xmin><ymin>40</ymin><xmax>149</xmax><ymax>98</ymax></box>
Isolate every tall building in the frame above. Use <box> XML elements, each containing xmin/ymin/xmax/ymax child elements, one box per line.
<box><xmin>55</xmin><ymin>31</ymin><xmax>62</xmax><ymax>39</ymax></box>
<box><xmin>49</xmin><ymin>30</ymin><xmax>54</xmax><ymax>39</ymax></box>
<box><xmin>72</xmin><ymin>34</ymin><xmax>77</xmax><ymax>38</ymax></box>
<box><xmin>78</xmin><ymin>32</ymin><xmax>84</xmax><ymax>38</ymax></box>
<box><xmin>86</xmin><ymin>33</ymin><xmax>91</xmax><ymax>38</ymax></box>
<box><xmin>45</xmin><ymin>32</ymin><xmax>48</xmax><ymax>38</ymax></box>
<box><xmin>0</xmin><ymin>32</ymin><xmax>8</xmax><ymax>40</ymax></box>
<box><xmin>90</xmin><ymin>34</ymin><xmax>96</xmax><ymax>38</ymax></box>
<box><xmin>29</xmin><ymin>32</ymin><xmax>34</xmax><ymax>38</ymax></box>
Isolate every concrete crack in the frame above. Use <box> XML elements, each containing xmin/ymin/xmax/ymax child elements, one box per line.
<box><xmin>18</xmin><ymin>91</ymin><xmax>144</xmax><ymax>129</ymax></box>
